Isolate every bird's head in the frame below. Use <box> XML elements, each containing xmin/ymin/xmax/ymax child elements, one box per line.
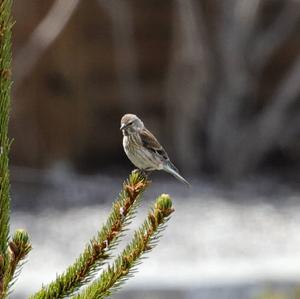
<box><xmin>120</xmin><ymin>114</ymin><xmax>144</xmax><ymax>135</ymax></box>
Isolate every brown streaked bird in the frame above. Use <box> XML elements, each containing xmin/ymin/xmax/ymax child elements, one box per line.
<box><xmin>120</xmin><ymin>114</ymin><xmax>190</xmax><ymax>186</ymax></box>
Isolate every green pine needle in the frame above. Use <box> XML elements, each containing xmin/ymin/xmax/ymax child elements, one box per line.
<box><xmin>72</xmin><ymin>194</ymin><xmax>174</xmax><ymax>299</ymax></box>
<box><xmin>0</xmin><ymin>0</ymin><xmax>13</xmax><ymax>297</ymax></box>
<box><xmin>30</xmin><ymin>171</ymin><xmax>150</xmax><ymax>299</ymax></box>
<box><xmin>3</xmin><ymin>229</ymin><xmax>32</xmax><ymax>294</ymax></box>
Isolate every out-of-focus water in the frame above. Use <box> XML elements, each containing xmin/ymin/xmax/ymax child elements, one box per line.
<box><xmin>9</xmin><ymin>167</ymin><xmax>300</xmax><ymax>299</ymax></box>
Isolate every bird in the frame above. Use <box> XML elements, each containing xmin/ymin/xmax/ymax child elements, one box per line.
<box><xmin>120</xmin><ymin>113</ymin><xmax>190</xmax><ymax>186</ymax></box>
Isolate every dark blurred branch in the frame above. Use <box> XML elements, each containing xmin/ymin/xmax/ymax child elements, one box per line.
<box><xmin>273</xmin><ymin>56</ymin><xmax>300</xmax><ymax>108</ymax></box>
<box><xmin>165</xmin><ymin>0</ymin><xmax>207</xmax><ymax>171</ymax></box>
<box><xmin>97</xmin><ymin>0</ymin><xmax>141</xmax><ymax>112</ymax></box>
<box><xmin>207</xmin><ymin>0</ymin><xmax>259</xmax><ymax>176</ymax></box>
<box><xmin>236</xmin><ymin>1</ymin><xmax>300</xmax><ymax>170</ymax></box>
<box><xmin>252</xmin><ymin>1</ymin><xmax>300</xmax><ymax>69</ymax></box>
<box><xmin>230</xmin><ymin>54</ymin><xmax>300</xmax><ymax>175</ymax></box>
<box><xmin>13</xmin><ymin>0</ymin><xmax>80</xmax><ymax>92</ymax></box>
<box><xmin>233</xmin><ymin>0</ymin><xmax>262</xmax><ymax>44</ymax></box>
<box><xmin>205</xmin><ymin>0</ymin><xmax>300</xmax><ymax>177</ymax></box>
<box><xmin>254</xmin><ymin>54</ymin><xmax>300</xmax><ymax>151</ymax></box>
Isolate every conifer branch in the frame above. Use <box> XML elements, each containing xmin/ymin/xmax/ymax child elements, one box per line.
<box><xmin>30</xmin><ymin>171</ymin><xmax>149</xmax><ymax>299</ymax></box>
<box><xmin>72</xmin><ymin>194</ymin><xmax>174</xmax><ymax>299</ymax></box>
<box><xmin>2</xmin><ymin>229</ymin><xmax>31</xmax><ymax>295</ymax></box>
<box><xmin>0</xmin><ymin>0</ymin><xmax>12</xmax><ymax>297</ymax></box>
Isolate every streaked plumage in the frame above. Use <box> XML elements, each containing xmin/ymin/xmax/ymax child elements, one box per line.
<box><xmin>120</xmin><ymin>114</ymin><xmax>190</xmax><ymax>186</ymax></box>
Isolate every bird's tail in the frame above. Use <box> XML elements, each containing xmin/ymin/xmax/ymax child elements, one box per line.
<box><xmin>164</xmin><ymin>162</ymin><xmax>190</xmax><ymax>187</ymax></box>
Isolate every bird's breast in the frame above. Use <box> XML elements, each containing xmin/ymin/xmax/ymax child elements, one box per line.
<box><xmin>123</xmin><ymin>134</ymin><xmax>140</xmax><ymax>158</ymax></box>
<box><xmin>122</xmin><ymin>134</ymin><xmax>159</xmax><ymax>170</ymax></box>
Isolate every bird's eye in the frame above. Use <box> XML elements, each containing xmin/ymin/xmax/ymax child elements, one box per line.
<box><xmin>128</xmin><ymin>121</ymin><xmax>133</xmax><ymax>125</ymax></box>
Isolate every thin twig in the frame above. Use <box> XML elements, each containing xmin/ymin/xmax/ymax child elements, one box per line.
<box><xmin>13</xmin><ymin>0</ymin><xmax>81</xmax><ymax>91</ymax></box>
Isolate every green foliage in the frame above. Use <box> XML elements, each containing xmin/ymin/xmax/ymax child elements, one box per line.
<box><xmin>0</xmin><ymin>0</ymin><xmax>13</xmax><ymax>296</ymax></box>
<box><xmin>256</xmin><ymin>288</ymin><xmax>300</xmax><ymax>299</ymax></box>
<box><xmin>3</xmin><ymin>229</ymin><xmax>32</xmax><ymax>293</ymax></box>
<box><xmin>0</xmin><ymin>3</ymin><xmax>32</xmax><ymax>296</ymax></box>
<box><xmin>30</xmin><ymin>172</ymin><xmax>150</xmax><ymax>299</ymax></box>
<box><xmin>29</xmin><ymin>172</ymin><xmax>174</xmax><ymax>299</ymax></box>
<box><xmin>0</xmin><ymin>0</ymin><xmax>12</xmax><ymax>261</ymax></box>
<box><xmin>72</xmin><ymin>193</ymin><xmax>174</xmax><ymax>299</ymax></box>
<box><xmin>256</xmin><ymin>292</ymin><xmax>288</xmax><ymax>299</ymax></box>
<box><xmin>0</xmin><ymin>160</ymin><xmax>173</xmax><ymax>299</ymax></box>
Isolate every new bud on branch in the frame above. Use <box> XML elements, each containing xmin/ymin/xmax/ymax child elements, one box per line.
<box><xmin>155</xmin><ymin>193</ymin><xmax>173</xmax><ymax>210</ymax></box>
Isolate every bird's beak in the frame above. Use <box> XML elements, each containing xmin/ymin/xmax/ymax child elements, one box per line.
<box><xmin>120</xmin><ymin>124</ymin><xmax>126</xmax><ymax>130</ymax></box>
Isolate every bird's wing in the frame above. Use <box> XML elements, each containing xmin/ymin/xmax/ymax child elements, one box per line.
<box><xmin>140</xmin><ymin>128</ymin><xmax>170</xmax><ymax>161</ymax></box>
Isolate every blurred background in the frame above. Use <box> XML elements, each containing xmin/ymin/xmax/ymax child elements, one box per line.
<box><xmin>9</xmin><ymin>0</ymin><xmax>300</xmax><ymax>298</ymax></box>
